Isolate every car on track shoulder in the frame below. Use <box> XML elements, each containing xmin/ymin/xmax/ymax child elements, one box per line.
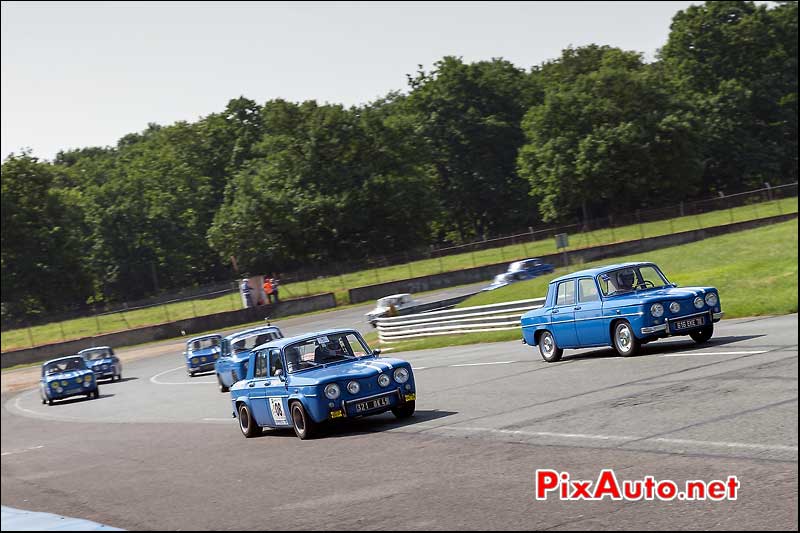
<box><xmin>215</xmin><ymin>325</ymin><xmax>284</xmax><ymax>392</ymax></box>
<box><xmin>482</xmin><ymin>258</ymin><xmax>555</xmax><ymax>291</ymax></box>
<box><xmin>366</xmin><ymin>293</ymin><xmax>418</xmax><ymax>327</ymax></box>
<box><xmin>40</xmin><ymin>356</ymin><xmax>99</xmax><ymax>405</ymax></box>
<box><xmin>183</xmin><ymin>334</ymin><xmax>222</xmax><ymax>376</ymax></box>
<box><xmin>520</xmin><ymin>262</ymin><xmax>723</xmax><ymax>361</ymax></box>
<box><xmin>230</xmin><ymin>328</ymin><xmax>417</xmax><ymax>439</ymax></box>
<box><xmin>78</xmin><ymin>346</ymin><xmax>122</xmax><ymax>382</ymax></box>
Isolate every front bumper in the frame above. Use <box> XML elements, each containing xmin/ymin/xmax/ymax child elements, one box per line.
<box><xmin>189</xmin><ymin>362</ymin><xmax>216</xmax><ymax>372</ymax></box>
<box><xmin>329</xmin><ymin>387</ymin><xmax>415</xmax><ymax>419</ymax></box>
<box><xmin>641</xmin><ymin>311</ymin><xmax>724</xmax><ymax>336</ymax></box>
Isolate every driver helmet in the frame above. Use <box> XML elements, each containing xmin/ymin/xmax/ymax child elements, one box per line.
<box><xmin>617</xmin><ymin>269</ymin><xmax>636</xmax><ymax>289</ymax></box>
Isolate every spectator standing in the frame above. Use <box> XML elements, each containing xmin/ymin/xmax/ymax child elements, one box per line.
<box><xmin>240</xmin><ymin>278</ymin><xmax>253</xmax><ymax>308</ymax></box>
<box><xmin>271</xmin><ymin>273</ymin><xmax>280</xmax><ymax>302</ymax></box>
<box><xmin>263</xmin><ymin>277</ymin><xmax>274</xmax><ymax>304</ymax></box>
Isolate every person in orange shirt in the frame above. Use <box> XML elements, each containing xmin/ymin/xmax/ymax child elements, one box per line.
<box><xmin>263</xmin><ymin>277</ymin><xmax>274</xmax><ymax>304</ymax></box>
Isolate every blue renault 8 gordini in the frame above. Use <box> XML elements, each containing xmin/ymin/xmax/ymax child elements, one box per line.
<box><xmin>183</xmin><ymin>334</ymin><xmax>222</xmax><ymax>376</ymax></box>
<box><xmin>40</xmin><ymin>355</ymin><xmax>99</xmax><ymax>405</ymax></box>
<box><xmin>215</xmin><ymin>325</ymin><xmax>284</xmax><ymax>392</ymax></box>
<box><xmin>78</xmin><ymin>346</ymin><xmax>122</xmax><ymax>382</ymax></box>
<box><xmin>521</xmin><ymin>262</ymin><xmax>723</xmax><ymax>362</ymax></box>
<box><xmin>230</xmin><ymin>329</ymin><xmax>416</xmax><ymax>439</ymax></box>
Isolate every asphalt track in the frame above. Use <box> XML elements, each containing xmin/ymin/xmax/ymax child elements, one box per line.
<box><xmin>1</xmin><ymin>310</ymin><xmax>797</xmax><ymax>530</ymax></box>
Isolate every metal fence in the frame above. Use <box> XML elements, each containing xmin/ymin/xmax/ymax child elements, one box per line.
<box><xmin>376</xmin><ymin>298</ymin><xmax>545</xmax><ymax>344</ymax></box>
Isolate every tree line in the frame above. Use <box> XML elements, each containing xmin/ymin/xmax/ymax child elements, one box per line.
<box><xmin>1</xmin><ymin>1</ymin><xmax>796</xmax><ymax>323</ymax></box>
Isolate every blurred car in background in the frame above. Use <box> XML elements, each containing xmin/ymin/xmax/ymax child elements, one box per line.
<box><xmin>482</xmin><ymin>258</ymin><xmax>555</xmax><ymax>291</ymax></box>
<box><xmin>366</xmin><ymin>293</ymin><xmax>418</xmax><ymax>327</ymax></box>
<box><xmin>184</xmin><ymin>334</ymin><xmax>222</xmax><ymax>376</ymax></box>
<box><xmin>215</xmin><ymin>325</ymin><xmax>284</xmax><ymax>392</ymax></box>
<box><xmin>78</xmin><ymin>346</ymin><xmax>122</xmax><ymax>382</ymax></box>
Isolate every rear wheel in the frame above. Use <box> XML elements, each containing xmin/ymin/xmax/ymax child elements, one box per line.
<box><xmin>218</xmin><ymin>375</ymin><xmax>229</xmax><ymax>393</ymax></box>
<box><xmin>48</xmin><ymin>399</ymin><xmax>54</xmax><ymax>406</ymax></box>
<box><xmin>690</xmin><ymin>324</ymin><xmax>714</xmax><ymax>344</ymax></box>
<box><xmin>538</xmin><ymin>331</ymin><xmax>563</xmax><ymax>362</ymax></box>
<box><xmin>290</xmin><ymin>402</ymin><xmax>317</xmax><ymax>440</ymax></box>
<box><xmin>613</xmin><ymin>321</ymin><xmax>640</xmax><ymax>357</ymax></box>
<box><xmin>392</xmin><ymin>401</ymin><xmax>415</xmax><ymax>419</ymax></box>
<box><xmin>238</xmin><ymin>403</ymin><xmax>260</xmax><ymax>438</ymax></box>
<box><xmin>91</xmin><ymin>387</ymin><xmax>100</xmax><ymax>399</ymax></box>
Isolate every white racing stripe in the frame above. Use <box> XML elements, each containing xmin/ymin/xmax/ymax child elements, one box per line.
<box><xmin>662</xmin><ymin>350</ymin><xmax>768</xmax><ymax>357</ymax></box>
<box><xmin>150</xmin><ymin>366</ymin><xmax>216</xmax><ymax>385</ymax></box>
<box><xmin>438</xmin><ymin>426</ymin><xmax>797</xmax><ymax>452</ymax></box>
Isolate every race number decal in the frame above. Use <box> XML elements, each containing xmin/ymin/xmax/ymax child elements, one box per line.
<box><xmin>269</xmin><ymin>398</ymin><xmax>288</xmax><ymax>425</ymax></box>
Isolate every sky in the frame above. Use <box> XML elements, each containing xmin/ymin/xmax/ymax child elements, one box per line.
<box><xmin>1</xmin><ymin>1</ymin><xmax>700</xmax><ymax>161</ymax></box>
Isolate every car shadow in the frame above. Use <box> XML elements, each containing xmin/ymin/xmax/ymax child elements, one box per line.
<box><xmin>561</xmin><ymin>334</ymin><xmax>767</xmax><ymax>362</ymax></box>
<box><xmin>258</xmin><ymin>409</ymin><xmax>459</xmax><ymax>439</ymax></box>
<box><xmin>48</xmin><ymin>393</ymin><xmax>115</xmax><ymax>406</ymax></box>
<box><xmin>100</xmin><ymin>376</ymin><xmax>138</xmax><ymax>384</ymax></box>
<box><xmin>190</xmin><ymin>370</ymin><xmax>216</xmax><ymax>378</ymax></box>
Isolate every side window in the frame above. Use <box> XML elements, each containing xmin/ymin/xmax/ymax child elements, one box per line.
<box><xmin>556</xmin><ymin>281</ymin><xmax>575</xmax><ymax>306</ymax></box>
<box><xmin>254</xmin><ymin>351</ymin><xmax>268</xmax><ymax>378</ymax></box>
<box><xmin>578</xmin><ymin>278</ymin><xmax>600</xmax><ymax>302</ymax></box>
<box><xmin>269</xmin><ymin>349</ymin><xmax>283</xmax><ymax>377</ymax></box>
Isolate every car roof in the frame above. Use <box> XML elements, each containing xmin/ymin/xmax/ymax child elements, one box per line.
<box><xmin>43</xmin><ymin>355</ymin><xmax>84</xmax><ymax>366</ymax></box>
<box><xmin>378</xmin><ymin>293</ymin><xmax>410</xmax><ymax>300</ymax></box>
<box><xmin>224</xmin><ymin>325</ymin><xmax>281</xmax><ymax>341</ymax></box>
<box><xmin>252</xmin><ymin>328</ymin><xmax>362</xmax><ymax>352</ymax></box>
<box><xmin>186</xmin><ymin>333</ymin><xmax>222</xmax><ymax>344</ymax></box>
<box><xmin>550</xmin><ymin>262</ymin><xmax>654</xmax><ymax>284</ymax></box>
<box><xmin>77</xmin><ymin>346</ymin><xmax>111</xmax><ymax>354</ymax></box>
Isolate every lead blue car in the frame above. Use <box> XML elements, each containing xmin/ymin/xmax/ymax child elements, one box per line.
<box><xmin>40</xmin><ymin>356</ymin><xmax>99</xmax><ymax>405</ymax></box>
<box><xmin>78</xmin><ymin>346</ymin><xmax>122</xmax><ymax>382</ymax></box>
<box><xmin>521</xmin><ymin>262</ymin><xmax>723</xmax><ymax>361</ymax></box>
<box><xmin>215</xmin><ymin>325</ymin><xmax>284</xmax><ymax>392</ymax></box>
<box><xmin>184</xmin><ymin>334</ymin><xmax>222</xmax><ymax>376</ymax></box>
<box><xmin>230</xmin><ymin>329</ymin><xmax>416</xmax><ymax>439</ymax></box>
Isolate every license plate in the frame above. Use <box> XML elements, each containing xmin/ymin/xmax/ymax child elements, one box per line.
<box><xmin>355</xmin><ymin>396</ymin><xmax>390</xmax><ymax>413</ymax></box>
<box><xmin>672</xmin><ymin>315</ymin><xmax>706</xmax><ymax>331</ymax></box>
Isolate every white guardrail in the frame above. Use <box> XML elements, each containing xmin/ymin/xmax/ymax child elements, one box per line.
<box><xmin>376</xmin><ymin>297</ymin><xmax>545</xmax><ymax>344</ymax></box>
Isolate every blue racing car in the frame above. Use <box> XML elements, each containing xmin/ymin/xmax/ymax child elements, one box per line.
<box><xmin>40</xmin><ymin>356</ymin><xmax>99</xmax><ymax>405</ymax></box>
<box><xmin>215</xmin><ymin>325</ymin><xmax>284</xmax><ymax>392</ymax></box>
<box><xmin>78</xmin><ymin>346</ymin><xmax>122</xmax><ymax>382</ymax></box>
<box><xmin>184</xmin><ymin>334</ymin><xmax>222</xmax><ymax>376</ymax></box>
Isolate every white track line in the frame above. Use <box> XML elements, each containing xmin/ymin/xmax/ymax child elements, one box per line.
<box><xmin>439</xmin><ymin>426</ymin><xmax>797</xmax><ymax>452</ymax></box>
<box><xmin>450</xmin><ymin>361</ymin><xmax>517</xmax><ymax>367</ymax></box>
<box><xmin>150</xmin><ymin>365</ymin><xmax>216</xmax><ymax>385</ymax></box>
<box><xmin>662</xmin><ymin>350</ymin><xmax>767</xmax><ymax>357</ymax></box>
<box><xmin>1</xmin><ymin>445</ymin><xmax>44</xmax><ymax>457</ymax></box>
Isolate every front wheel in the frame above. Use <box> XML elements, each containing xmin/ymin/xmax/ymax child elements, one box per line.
<box><xmin>613</xmin><ymin>321</ymin><xmax>641</xmax><ymax>357</ymax></box>
<box><xmin>238</xmin><ymin>403</ymin><xmax>260</xmax><ymax>438</ymax></box>
<box><xmin>392</xmin><ymin>401</ymin><xmax>415</xmax><ymax>419</ymax></box>
<box><xmin>218</xmin><ymin>375</ymin><xmax>229</xmax><ymax>393</ymax></box>
<box><xmin>538</xmin><ymin>331</ymin><xmax>563</xmax><ymax>362</ymax></box>
<box><xmin>290</xmin><ymin>402</ymin><xmax>317</xmax><ymax>440</ymax></box>
<box><xmin>690</xmin><ymin>324</ymin><xmax>714</xmax><ymax>344</ymax></box>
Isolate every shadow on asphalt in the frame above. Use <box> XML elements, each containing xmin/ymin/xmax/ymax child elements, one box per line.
<box><xmin>46</xmin><ymin>393</ymin><xmax>115</xmax><ymax>406</ymax></box>
<box><xmin>258</xmin><ymin>409</ymin><xmax>459</xmax><ymax>439</ymax></box>
<box><xmin>558</xmin><ymin>334</ymin><xmax>766</xmax><ymax>363</ymax></box>
<box><xmin>99</xmin><ymin>376</ymin><xmax>138</xmax><ymax>384</ymax></box>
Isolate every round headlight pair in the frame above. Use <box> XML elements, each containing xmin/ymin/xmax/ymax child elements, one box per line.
<box><xmin>650</xmin><ymin>303</ymin><xmax>664</xmax><ymax>318</ymax></box>
<box><xmin>669</xmin><ymin>301</ymin><xmax>681</xmax><ymax>313</ymax></box>
<box><xmin>694</xmin><ymin>296</ymin><xmax>705</xmax><ymax>309</ymax></box>
<box><xmin>393</xmin><ymin>368</ymin><xmax>410</xmax><ymax>384</ymax></box>
<box><xmin>378</xmin><ymin>374</ymin><xmax>391</xmax><ymax>388</ymax></box>
<box><xmin>705</xmin><ymin>292</ymin><xmax>718</xmax><ymax>307</ymax></box>
<box><xmin>324</xmin><ymin>383</ymin><xmax>341</xmax><ymax>400</ymax></box>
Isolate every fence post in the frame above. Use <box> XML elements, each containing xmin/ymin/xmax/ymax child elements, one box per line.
<box><xmin>406</xmin><ymin>252</ymin><xmax>413</xmax><ymax>279</ymax></box>
<box><xmin>94</xmin><ymin>312</ymin><xmax>102</xmax><ymax>336</ymax></box>
<box><xmin>609</xmin><ymin>216</ymin><xmax>615</xmax><ymax>242</ymax></box>
<box><xmin>190</xmin><ymin>299</ymin><xmax>197</xmax><ymax>318</ymax></box>
<box><xmin>58</xmin><ymin>320</ymin><xmax>67</xmax><ymax>342</ymax></box>
<box><xmin>163</xmin><ymin>304</ymin><xmax>171</xmax><ymax>323</ymax></box>
<box><xmin>27</xmin><ymin>325</ymin><xmax>35</xmax><ymax>348</ymax></box>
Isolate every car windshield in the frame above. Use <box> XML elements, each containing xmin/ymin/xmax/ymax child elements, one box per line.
<box><xmin>45</xmin><ymin>357</ymin><xmax>86</xmax><ymax>375</ymax></box>
<box><xmin>598</xmin><ymin>265</ymin><xmax>670</xmax><ymax>296</ymax></box>
<box><xmin>189</xmin><ymin>337</ymin><xmax>220</xmax><ymax>352</ymax></box>
<box><xmin>284</xmin><ymin>332</ymin><xmax>370</xmax><ymax>373</ymax></box>
<box><xmin>230</xmin><ymin>329</ymin><xmax>282</xmax><ymax>353</ymax></box>
<box><xmin>377</xmin><ymin>297</ymin><xmax>399</xmax><ymax>307</ymax></box>
<box><xmin>82</xmin><ymin>348</ymin><xmax>112</xmax><ymax>360</ymax></box>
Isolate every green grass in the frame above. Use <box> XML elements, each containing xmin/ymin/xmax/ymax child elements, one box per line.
<box><xmin>382</xmin><ymin>219</ymin><xmax>798</xmax><ymax>352</ymax></box>
<box><xmin>2</xmin><ymin>196</ymin><xmax>796</xmax><ymax>352</ymax></box>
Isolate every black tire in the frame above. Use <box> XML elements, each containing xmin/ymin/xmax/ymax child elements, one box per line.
<box><xmin>391</xmin><ymin>401</ymin><xmax>415</xmax><ymax>419</ymax></box>
<box><xmin>218</xmin><ymin>375</ymin><xmax>229</xmax><ymax>393</ymax></box>
<box><xmin>48</xmin><ymin>398</ymin><xmax>54</xmax><ymax>406</ymax></box>
<box><xmin>188</xmin><ymin>369</ymin><xmax>195</xmax><ymax>378</ymax></box>
<box><xmin>92</xmin><ymin>387</ymin><xmax>100</xmax><ymax>399</ymax></box>
<box><xmin>690</xmin><ymin>324</ymin><xmax>714</xmax><ymax>344</ymax></box>
<box><xmin>290</xmin><ymin>402</ymin><xmax>317</xmax><ymax>440</ymax></box>
<box><xmin>613</xmin><ymin>321</ymin><xmax>641</xmax><ymax>357</ymax></box>
<box><xmin>231</xmin><ymin>370</ymin><xmax>239</xmax><ymax>383</ymax></box>
<box><xmin>538</xmin><ymin>330</ymin><xmax>563</xmax><ymax>362</ymax></box>
<box><xmin>238</xmin><ymin>403</ymin><xmax>260</xmax><ymax>438</ymax></box>
<box><xmin>41</xmin><ymin>397</ymin><xmax>46</xmax><ymax>405</ymax></box>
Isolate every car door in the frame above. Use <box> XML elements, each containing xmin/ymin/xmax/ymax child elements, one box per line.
<box><xmin>263</xmin><ymin>349</ymin><xmax>290</xmax><ymax>427</ymax></box>
<box><xmin>574</xmin><ymin>277</ymin><xmax>606</xmax><ymax>346</ymax></box>
<box><xmin>550</xmin><ymin>280</ymin><xmax>579</xmax><ymax>348</ymax></box>
<box><xmin>247</xmin><ymin>350</ymin><xmax>274</xmax><ymax>426</ymax></box>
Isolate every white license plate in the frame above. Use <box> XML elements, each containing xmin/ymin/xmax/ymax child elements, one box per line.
<box><xmin>355</xmin><ymin>396</ymin><xmax>390</xmax><ymax>413</ymax></box>
<box><xmin>672</xmin><ymin>316</ymin><xmax>705</xmax><ymax>331</ymax></box>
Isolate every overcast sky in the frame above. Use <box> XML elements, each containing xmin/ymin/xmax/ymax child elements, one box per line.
<box><xmin>1</xmin><ymin>1</ymin><xmax>700</xmax><ymax>161</ymax></box>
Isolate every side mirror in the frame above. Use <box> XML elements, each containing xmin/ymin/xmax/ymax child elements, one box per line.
<box><xmin>373</xmin><ymin>348</ymin><xmax>382</xmax><ymax>357</ymax></box>
<box><xmin>278</xmin><ymin>372</ymin><xmax>286</xmax><ymax>382</ymax></box>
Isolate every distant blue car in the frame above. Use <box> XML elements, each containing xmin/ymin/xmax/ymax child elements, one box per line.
<box><xmin>215</xmin><ymin>325</ymin><xmax>284</xmax><ymax>392</ymax></box>
<box><xmin>482</xmin><ymin>258</ymin><xmax>555</xmax><ymax>291</ymax></box>
<box><xmin>230</xmin><ymin>329</ymin><xmax>416</xmax><ymax>439</ymax></box>
<box><xmin>184</xmin><ymin>334</ymin><xmax>222</xmax><ymax>376</ymax></box>
<box><xmin>78</xmin><ymin>346</ymin><xmax>122</xmax><ymax>382</ymax></box>
<box><xmin>40</xmin><ymin>356</ymin><xmax>99</xmax><ymax>405</ymax></box>
<box><xmin>521</xmin><ymin>262</ymin><xmax>723</xmax><ymax>361</ymax></box>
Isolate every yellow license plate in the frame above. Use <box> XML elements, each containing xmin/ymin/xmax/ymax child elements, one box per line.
<box><xmin>330</xmin><ymin>410</ymin><xmax>343</xmax><ymax>419</ymax></box>
<box><xmin>404</xmin><ymin>393</ymin><xmax>416</xmax><ymax>402</ymax></box>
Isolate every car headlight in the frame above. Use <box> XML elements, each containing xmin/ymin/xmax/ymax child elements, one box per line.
<box><xmin>705</xmin><ymin>292</ymin><xmax>718</xmax><ymax>307</ymax></box>
<box><xmin>75</xmin><ymin>378</ymin><xmax>82</xmax><ymax>384</ymax></box>
<box><xmin>378</xmin><ymin>374</ymin><xmax>391</xmax><ymax>387</ymax></box>
<box><xmin>213</xmin><ymin>353</ymin><xmax>219</xmax><ymax>359</ymax></box>
<box><xmin>84</xmin><ymin>375</ymin><xmax>92</xmax><ymax>383</ymax></box>
<box><xmin>393</xmin><ymin>368</ymin><xmax>410</xmax><ymax>384</ymax></box>
<box><xmin>55</xmin><ymin>387</ymin><xmax>63</xmax><ymax>393</ymax></box>
<box><xmin>191</xmin><ymin>357</ymin><xmax>198</xmax><ymax>364</ymax></box>
<box><xmin>61</xmin><ymin>380</ymin><xmax>68</xmax><ymax>387</ymax></box>
<box><xmin>83</xmin><ymin>381</ymin><xmax>91</xmax><ymax>388</ymax></box>
<box><xmin>669</xmin><ymin>301</ymin><xmax>681</xmax><ymax>313</ymax></box>
<box><xmin>694</xmin><ymin>296</ymin><xmax>704</xmax><ymax>309</ymax></box>
<box><xmin>324</xmin><ymin>383</ymin><xmax>341</xmax><ymax>400</ymax></box>
<box><xmin>51</xmin><ymin>382</ymin><xmax>60</xmax><ymax>389</ymax></box>
<box><xmin>650</xmin><ymin>303</ymin><xmax>664</xmax><ymax>318</ymax></box>
<box><xmin>200</xmin><ymin>357</ymin><xmax>206</xmax><ymax>363</ymax></box>
<box><xmin>347</xmin><ymin>381</ymin><xmax>360</xmax><ymax>394</ymax></box>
